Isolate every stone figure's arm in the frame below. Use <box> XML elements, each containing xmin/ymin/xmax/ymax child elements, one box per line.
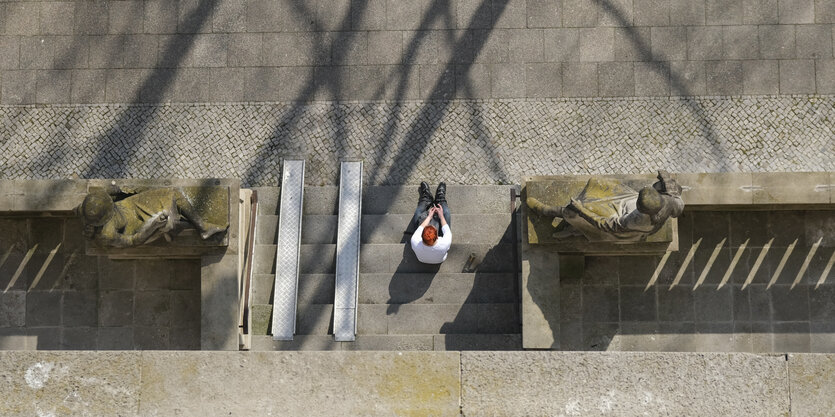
<box><xmin>569</xmin><ymin>199</ymin><xmax>609</xmax><ymax>230</ymax></box>
<box><xmin>603</xmin><ymin>211</ymin><xmax>644</xmax><ymax>234</ymax></box>
<box><xmin>97</xmin><ymin>212</ymin><xmax>168</xmax><ymax>248</ymax></box>
<box><xmin>571</xmin><ymin>199</ymin><xmax>646</xmax><ymax>234</ymax></box>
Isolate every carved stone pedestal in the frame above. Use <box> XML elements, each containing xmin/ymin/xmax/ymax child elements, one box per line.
<box><xmin>521</xmin><ymin>174</ymin><xmax>682</xmax><ymax>349</ymax></box>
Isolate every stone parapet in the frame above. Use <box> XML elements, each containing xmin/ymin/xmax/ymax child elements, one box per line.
<box><xmin>678</xmin><ymin>172</ymin><xmax>834</xmax><ymax>207</ymax></box>
<box><xmin>0</xmin><ymin>179</ymin><xmax>87</xmax><ymax>213</ymax></box>
<box><xmin>525</xmin><ymin>172</ymin><xmax>835</xmax><ymax>209</ymax></box>
<box><xmin>1</xmin><ymin>350</ymin><xmax>833</xmax><ymax>416</ymax></box>
<box><xmin>0</xmin><ymin>351</ymin><xmax>460</xmax><ymax>417</ymax></box>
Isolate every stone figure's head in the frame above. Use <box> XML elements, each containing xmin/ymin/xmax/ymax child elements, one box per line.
<box><xmin>79</xmin><ymin>189</ymin><xmax>115</xmax><ymax>227</ymax></box>
<box><xmin>636</xmin><ymin>186</ymin><xmax>663</xmax><ymax>215</ymax></box>
<box><xmin>652</xmin><ymin>170</ymin><xmax>683</xmax><ymax>197</ymax></box>
<box><xmin>422</xmin><ymin>225</ymin><xmax>438</xmax><ymax>246</ymax></box>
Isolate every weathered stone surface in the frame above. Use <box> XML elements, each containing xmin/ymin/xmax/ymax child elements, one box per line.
<box><xmin>0</xmin><ymin>180</ymin><xmax>86</xmax><ymax>212</ymax></box>
<box><xmin>677</xmin><ymin>172</ymin><xmax>754</xmax><ymax>205</ymax></box>
<box><xmin>0</xmin><ymin>351</ymin><xmax>140</xmax><ymax>417</ymax></box>
<box><xmin>0</xmin><ymin>351</ymin><xmax>833</xmax><ymax>416</ymax></box>
<box><xmin>200</xmin><ymin>253</ymin><xmax>239</xmax><ymax>350</ymax></box>
<box><xmin>752</xmin><ymin>172</ymin><xmax>831</xmax><ymax>205</ymax></box>
<box><xmin>521</xmin><ymin>244</ymin><xmax>559</xmax><ymax>349</ymax></box>
<box><xmin>83</xmin><ymin>180</ymin><xmax>234</xmax><ymax>256</ymax></box>
<box><xmin>461</xmin><ymin>351</ymin><xmax>789</xmax><ymax>416</ymax></box>
<box><xmin>788</xmin><ymin>353</ymin><xmax>835</xmax><ymax>416</ymax></box>
<box><xmin>0</xmin><ymin>351</ymin><xmax>449</xmax><ymax>415</ymax></box>
<box><xmin>139</xmin><ymin>351</ymin><xmax>460</xmax><ymax>416</ymax></box>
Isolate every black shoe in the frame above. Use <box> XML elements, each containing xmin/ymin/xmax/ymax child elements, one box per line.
<box><xmin>419</xmin><ymin>181</ymin><xmax>433</xmax><ymax>201</ymax></box>
<box><xmin>434</xmin><ymin>182</ymin><xmax>447</xmax><ymax>204</ymax></box>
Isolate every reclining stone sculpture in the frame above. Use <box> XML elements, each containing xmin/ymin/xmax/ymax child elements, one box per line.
<box><xmin>527</xmin><ymin>170</ymin><xmax>684</xmax><ymax>242</ymax></box>
<box><xmin>78</xmin><ymin>186</ymin><xmax>227</xmax><ymax>248</ymax></box>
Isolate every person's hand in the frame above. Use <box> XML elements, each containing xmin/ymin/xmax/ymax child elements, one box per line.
<box><xmin>435</xmin><ymin>204</ymin><xmax>445</xmax><ymax>219</ymax></box>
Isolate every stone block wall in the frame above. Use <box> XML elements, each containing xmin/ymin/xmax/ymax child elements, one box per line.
<box><xmin>0</xmin><ymin>217</ymin><xmax>201</xmax><ymax>350</ymax></box>
<box><xmin>557</xmin><ymin>208</ymin><xmax>835</xmax><ymax>353</ymax></box>
<box><xmin>0</xmin><ymin>0</ymin><xmax>833</xmax><ymax>103</ymax></box>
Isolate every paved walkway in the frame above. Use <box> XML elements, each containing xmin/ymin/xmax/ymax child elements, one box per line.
<box><xmin>2</xmin><ymin>0</ymin><xmax>833</xmax><ymax>186</ymax></box>
<box><xmin>2</xmin><ymin>96</ymin><xmax>833</xmax><ymax>186</ymax></box>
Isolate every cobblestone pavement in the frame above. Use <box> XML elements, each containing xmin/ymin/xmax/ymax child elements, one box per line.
<box><xmin>2</xmin><ymin>96</ymin><xmax>833</xmax><ymax>186</ymax></box>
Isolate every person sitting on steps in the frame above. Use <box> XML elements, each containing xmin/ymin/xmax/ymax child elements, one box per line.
<box><xmin>410</xmin><ymin>182</ymin><xmax>452</xmax><ymax>264</ymax></box>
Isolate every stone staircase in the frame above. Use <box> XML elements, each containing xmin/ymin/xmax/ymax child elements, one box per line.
<box><xmin>247</xmin><ymin>184</ymin><xmax>521</xmax><ymax>351</ymax></box>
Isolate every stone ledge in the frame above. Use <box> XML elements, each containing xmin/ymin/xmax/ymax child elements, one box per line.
<box><xmin>0</xmin><ymin>178</ymin><xmax>241</xmax><ymax>257</ymax></box>
<box><xmin>0</xmin><ymin>351</ymin><xmax>832</xmax><ymax>416</ymax></box>
<box><xmin>0</xmin><ymin>351</ymin><xmax>460</xmax><ymax>417</ymax></box>
<box><xmin>462</xmin><ymin>351</ymin><xmax>794</xmax><ymax>417</ymax></box>
<box><xmin>0</xmin><ymin>179</ymin><xmax>87</xmax><ymax>213</ymax></box>
<box><xmin>527</xmin><ymin>172</ymin><xmax>834</xmax><ymax>208</ymax></box>
<box><xmin>678</xmin><ymin>172</ymin><xmax>833</xmax><ymax>207</ymax></box>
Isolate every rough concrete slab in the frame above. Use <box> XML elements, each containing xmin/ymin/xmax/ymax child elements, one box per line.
<box><xmin>752</xmin><ymin>172</ymin><xmax>830</xmax><ymax>205</ymax></box>
<box><xmin>0</xmin><ymin>351</ymin><xmax>140</xmax><ymax>416</ymax></box>
<box><xmin>522</xmin><ymin>244</ymin><xmax>559</xmax><ymax>349</ymax></box>
<box><xmin>249</xmin><ymin>334</ymin><xmax>342</xmax><ymax>351</ymax></box>
<box><xmin>362</xmin><ymin>185</ymin><xmax>513</xmax><ymax>215</ymax></box>
<box><xmin>435</xmin><ymin>333</ymin><xmax>522</xmax><ymax>350</ymax></box>
<box><xmin>461</xmin><ymin>351</ymin><xmax>789</xmax><ymax>416</ymax></box>
<box><xmin>200</xmin><ymin>253</ymin><xmax>239</xmax><ymax>350</ymax></box>
<box><xmin>788</xmin><ymin>353</ymin><xmax>835</xmax><ymax>416</ymax></box>
<box><xmin>344</xmin><ymin>334</ymin><xmax>435</xmax><ymax>351</ymax></box>
<box><xmin>361</xmin><ymin>213</ymin><xmax>512</xmax><ymax>244</ymax></box>
<box><xmin>677</xmin><ymin>172</ymin><xmax>754</xmax><ymax>206</ymax></box>
<box><xmin>139</xmin><ymin>351</ymin><xmax>460</xmax><ymax>416</ymax></box>
<box><xmin>0</xmin><ymin>351</ymin><xmax>833</xmax><ymax>416</ymax></box>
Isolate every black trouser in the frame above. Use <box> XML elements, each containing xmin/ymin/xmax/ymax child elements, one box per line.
<box><xmin>411</xmin><ymin>193</ymin><xmax>451</xmax><ymax>236</ymax></box>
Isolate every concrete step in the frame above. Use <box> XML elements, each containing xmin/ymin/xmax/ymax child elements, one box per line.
<box><xmin>250</xmin><ymin>302</ymin><xmax>334</xmax><ymax>336</ymax></box>
<box><xmin>360</xmin><ymin>243</ymin><xmax>516</xmax><ymax>274</ymax></box>
<box><xmin>251</xmin><ymin>273</ymin><xmax>335</xmax><ymax>305</ymax></box>
<box><xmin>341</xmin><ymin>334</ymin><xmax>521</xmax><ymax>351</ymax></box>
<box><xmin>359</xmin><ymin>303</ymin><xmax>520</xmax><ymax>335</ymax></box>
<box><xmin>433</xmin><ymin>334</ymin><xmax>522</xmax><ymax>351</ymax></box>
<box><xmin>358</xmin><ymin>273</ymin><xmax>516</xmax><ymax>305</ymax></box>
<box><xmin>254</xmin><ymin>186</ymin><xmax>339</xmax><ymax>216</ymax></box>
<box><xmin>253</xmin><ymin>272</ymin><xmax>516</xmax><ymax>306</ymax></box>
<box><xmin>252</xmin><ymin>185</ymin><xmax>518</xmax><ymax>216</ymax></box>
<box><xmin>254</xmin><ymin>244</ymin><xmax>336</xmax><ymax>275</ymax></box>
<box><xmin>255</xmin><ymin>242</ymin><xmax>516</xmax><ymax>275</ymax></box>
<box><xmin>253</xmin><ymin>186</ymin><xmax>339</xmax><ymax>216</ymax></box>
<box><xmin>363</xmin><ymin>185</ymin><xmax>517</xmax><ymax>215</ymax></box>
<box><xmin>256</xmin><ymin>213</ymin><xmax>515</xmax><ymax>245</ymax></box>
<box><xmin>250</xmin><ymin>335</ymin><xmax>341</xmax><ymax>351</ymax></box>
<box><xmin>256</xmin><ymin>214</ymin><xmax>337</xmax><ymax>245</ymax></box>
<box><xmin>251</xmin><ymin>302</ymin><xmax>520</xmax><ymax>336</ymax></box>
<box><xmin>361</xmin><ymin>213</ymin><xmax>515</xmax><ymax>244</ymax></box>
<box><xmin>249</xmin><ymin>334</ymin><xmax>521</xmax><ymax>351</ymax></box>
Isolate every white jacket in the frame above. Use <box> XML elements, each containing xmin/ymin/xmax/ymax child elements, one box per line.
<box><xmin>410</xmin><ymin>225</ymin><xmax>452</xmax><ymax>264</ymax></box>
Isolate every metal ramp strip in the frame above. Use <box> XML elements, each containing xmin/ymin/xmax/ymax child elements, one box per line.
<box><xmin>334</xmin><ymin>161</ymin><xmax>362</xmax><ymax>342</ymax></box>
<box><xmin>271</xmin><ymin>159</ymin><xmax>305</xmax><ymax>341</ymax></box>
